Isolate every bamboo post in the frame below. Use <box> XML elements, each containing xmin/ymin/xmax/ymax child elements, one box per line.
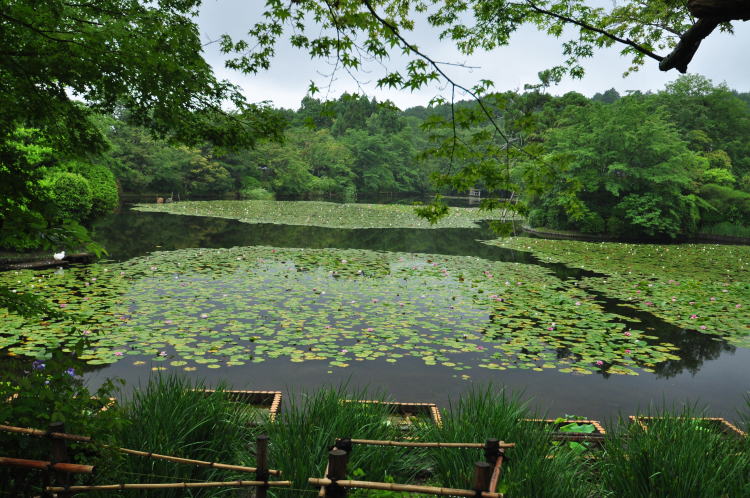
<box><xmin>488</xmin><ymin>443</ymin><xmax>506</xmax><ymax>493</ymax></box>
<box><xmin>483</xmin><ymin>438</ymin><xmax>500</xmax><ymax>464</ymax></box>
<box><xmin>472</xmin><ymin>461</ymin><xmax>492</xmax><ymax>495</ymax></box>
<box><xmin>255</xmin><ymin>435</ymin><xmax>269</xmax><ymax>498</ymax></box>
<box><xmin>325</xmin><ymin>449</ymin><xmax>348</xmax><ymax>498</ymax></box>
<box><xmin>49</xmin><ymin>422</ymin><xmax>71</xmax><ymax>498</ymax></box>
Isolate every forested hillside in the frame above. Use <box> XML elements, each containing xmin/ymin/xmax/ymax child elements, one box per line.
<box><xmin>95</xmin><ymin>74</ymin><xmax>750</xmax><ymax>239</ymax></box>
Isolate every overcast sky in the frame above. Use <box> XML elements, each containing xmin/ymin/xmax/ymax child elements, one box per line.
<box><xmin>197</xmin><ymin>1</ymin><xmax>750</xmax><ymax>110</ymax></box>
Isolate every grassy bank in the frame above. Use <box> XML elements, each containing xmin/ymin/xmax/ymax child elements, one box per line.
<box><xmin>2</xmin><ymin>376</ymin><xmax>749</xmax><ymax>497</ymax></box>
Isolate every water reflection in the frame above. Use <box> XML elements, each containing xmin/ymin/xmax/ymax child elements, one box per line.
<box><xmin>90</xmin><ymin>206</ymin><xmax>738</xmax><ymax>381</ymax></box>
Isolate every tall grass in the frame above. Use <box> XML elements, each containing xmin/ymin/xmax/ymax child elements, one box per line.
<box><xmin>417</xmin><ymin>386</ymin><xmax>597</xmax><ymax>498</ymax></box>
<box><xmin>262</xmin><ymin>385</ymin><xmax>423</xmax><ymax>497</ymax></box>
<box><xmin>100</xmin><ymin>375</ymin><xmax>259</xmax><ymax>497</ymax></box>
<box><xmin>597</xmin><ymin>406</ymin><xmax>750</xmax><ymax>497</ymax></box>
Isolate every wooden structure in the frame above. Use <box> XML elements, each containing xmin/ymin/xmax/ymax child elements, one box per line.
<box><xmin>523</xmin><ymin>418</ymin><xmax>607</xmax><ymax>449</ymax></box>
<box><xmin>0</xmin><ymin>424</ymin><xmax>288</xmax><ymax>495</ymax></box>
<box><xmin>197</xmin><ymin>389</ymin><xmax>282</xmax><ymax>422</ymax></box>
<box><xmin>345</xmin><ymin>399</ymin><xmax>442</xmax><ymax>428</ymax></box>
<box><xmin>629</xmin><ymin>416</ymin><xmax>746</xmax><ymax>438</ymax></box>
<box><xmin>468</xmin><ymin>188</ymin><xmax>481</xmax><ymax>197</ymax></box>
<box><xmin>310</xmin><ymin>437</ymin><xmax>513</xmax><ymax>497</ymax></box>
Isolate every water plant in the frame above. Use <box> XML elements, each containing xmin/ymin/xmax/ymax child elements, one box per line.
<box><xmin>0</xmin><ymin>245</ymin><xmax>682</xmax><ymax>377</ymax></box>
<box><xmin>596</xmin><ymin>407</ymin><xmax>750</xmax><ymax>497</ymax></box>
<box><xmin>261</xmin><ymin>385</ymin><xmax>422</xmax><ymax>497</ymax></box>
<box><xmin>416</xmin><ymin>387</ymin><xmax>597</xmax><ymax>497</ymax></box>
<box><xmin>105</xmin><ymin>375</ymin><xmax>259</xmax><ymax>497</ymax></box>
<box><xmin>132</xmin><ymin>199</ymin><xmax>520</xmax><ymax>229</ymax></box>
<box><xmin>488</xmin><ymin>238</ymin><xmax>750</xmax><ymax>347</ymax></box>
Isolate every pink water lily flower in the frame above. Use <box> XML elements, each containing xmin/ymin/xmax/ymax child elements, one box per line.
<box><xmin>700</xmin><ymin>325</ymin><xmax>707</xmax><ymax>330</ymax></box>
<box><xmin>690</xmin><ymin>314</ymin><xmax>698</xmax><ymax>319</ymax></box>
<box><xmin>114</xmin><ymin>351</ymin><xmax>124</xmax><ymax>357</ymax></box>
<box><xmin>624</xmin><ymin>331</ymin><xmax>632</xmax><ymax>337</ymax></box>
<box><xmin>625</xmin><ymin>349</ymin><xmax>631</xmax><ymax>354</ymax></box>
<box><xmin>575</xmin><ymin>301</ymin><xmax>582</xmax><ymax>306</ymax></box>
<box><xmin>158</xmin><ymin>351</ymin><xmax>167</xmax><ymax>357</ymax></box>
<box><xmin>365</xmin><ymin>327</ymin><xmax>374</xmax><ymax>332</ymax></box>
<box><xmin>595</xmin><ymin>360</ymin><xmax>604</xmax><ymax>366</ymax></box>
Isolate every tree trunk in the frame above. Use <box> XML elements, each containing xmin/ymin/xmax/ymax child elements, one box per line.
<box><xmin>688</xmin><ymin>0</ymin><xmax>750</xmax><ymax>20</ymax></box>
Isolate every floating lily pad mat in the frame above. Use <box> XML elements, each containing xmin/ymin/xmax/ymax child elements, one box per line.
<box><xmin>132</xmin><ymin>200</ymin><xmax>520</xmax><ymax>229</ymax></box>
<box><xmin>1</xmin><ymin>245</ymin><xmax>686</xmax><ymax>376</ymax></box>
<box><xmin>485</xmin><ymin>238</ymin><xmax>750</xmax><ymax>348</ymax></box>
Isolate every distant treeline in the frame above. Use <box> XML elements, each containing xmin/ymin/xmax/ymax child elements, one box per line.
<box><xmin>95</xmin><ymin>74</ymin><xmax>750</xmax><ymax>239</ymax></box>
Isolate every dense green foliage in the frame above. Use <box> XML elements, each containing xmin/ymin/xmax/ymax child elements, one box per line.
<box><xmin>0</xmin><ymin>0</ymin><xmax>284</xmax><ymax>256</ymax></box>
<box><xmin>104</xmin><ymin>75</ymin><xmax>750</xmax><ymax>239</ymax></box>
<box><xmin>101</xmin><ymin>94</ymin><xmax>439</xmax><ymax>200</ymax></box>
<box><xmin>4</xmin><ymin>374</ymin><xmax>748</xmax><ymax>496</ymax></box>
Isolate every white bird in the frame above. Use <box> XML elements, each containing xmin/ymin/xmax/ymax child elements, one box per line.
<box><xmin>53</xmin><ymin>251</ymin><xmax>65</xmax><ymax>261</ymax></box>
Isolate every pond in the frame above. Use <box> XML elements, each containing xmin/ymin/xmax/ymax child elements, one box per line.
<box><xmin>1</xmin><ymin>201</ymin><xmax>748</xmax><ymax>422</ymax></box>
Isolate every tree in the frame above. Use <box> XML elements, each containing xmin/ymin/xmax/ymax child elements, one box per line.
<box><xmin>220</xmin><ymin>1</ymin><xmax>747</xmax><ymax>224</ymax></box>
<box><xmin>0</xmin><ymin>0</ymin><xmax>286</xmax><ymax>249</ymax></box>
<box><xmin>524</xmin><ymin>97</ymin><xmax>707</xmax><ymax>238</ymax></box>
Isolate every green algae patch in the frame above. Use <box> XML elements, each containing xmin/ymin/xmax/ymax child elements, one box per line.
<box><xmin>132</xmin><ymin>200</ymin><xmax>519</xmax><ymax>229</ymax></box>
<box><xmin>1</xmin><ymin>246</ymin><xmax>680</xmax><ymax>375</ymax></box>
<box><xmin>486</xmin><ymin>238</ymin><xmax>750</xmax><ymax>348</ymax></box>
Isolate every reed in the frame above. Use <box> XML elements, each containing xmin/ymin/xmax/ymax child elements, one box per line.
<box><xmin>262</xmin><ymin>385</ymin><xmax>423</xmax><ymax>497</ymax></box>
<box><xmin>101</xmin><ymin>375</ymin><xmax>261</xmax><ymax>497</ymax></box>
<box><xmin>415</xmin><ymin>386</ymin><xmax>597</xmax><ymax>498</ymax></box>
<box><xmin>597</xmin><ymin>406</ymin><xmax>750</xmax><ymax>497</ymax></box>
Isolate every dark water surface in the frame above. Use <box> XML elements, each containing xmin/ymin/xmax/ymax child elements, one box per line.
<box><xmin>83</xmin><ymin>205</ymin><xmax>749</xmax><ymax>422</ymax></box>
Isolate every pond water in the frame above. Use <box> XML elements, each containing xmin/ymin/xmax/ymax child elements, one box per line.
<box><xmin>2</xmin><ymin>203</ymin><xmax>748</xmax><ymax>422</ymax></box>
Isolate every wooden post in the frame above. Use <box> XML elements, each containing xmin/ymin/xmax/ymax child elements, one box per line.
<box><xmin>255</xmin><ymin>435</ymin><xmax>269</xmax><ymax>498</ymax></box>
<box><xmin>325</xmin><ymin>449</ymin><xmax>348</xmax><ymax>498</ymax></box>
<box><xmin>472</xmin><ymin>461</ymin><xmax>492</xmax><ymax>495</ymax></box>
<box><xmin>483</xmin><ymin>439</ymin><xmax>500</xmax><ymax>464</ymax></box>
<box><xmin>48</xmin><ymin>422</ymin><xmax>71</xmax><ymax>498</ymax></box>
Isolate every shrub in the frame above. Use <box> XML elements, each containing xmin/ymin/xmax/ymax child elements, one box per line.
<box><xmin>239</xmin><ymin>186</ymin><xmax>275</xmax><ymax>200</ymax></box>
<box><xmin>44</xmin><ymin>171</ymin><xmax>93</xmax><ymax>222</ymax></box>
<box><xmin>64</xmin><ymin>161</ymin><xmax>119</xmax><ymax>217</ymax></box>
<box><xmin>699</xmin><ymin>183</ymin><xmax>750</xmax><ymax>225</ymax></box>
<box><xmin>0</xmin><ymin>355</ymin><xmax>123</xmax><ymax>495</ymax></box>
<box><xmin>578</xmin><ymin>212</ymin><xmax>605</xmax><ymax>234</ymax></box>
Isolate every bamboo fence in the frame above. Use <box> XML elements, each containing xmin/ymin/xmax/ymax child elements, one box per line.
<box><xmin>0</xmin><ymin>424</ymin><xmax>281</xmax><ymax>475</ymax></box>
<box><xmin>0</xmin><ymin>456</ymin><xmax>93</xmax><ymax>474</ymax></box>
<box><xmin>45</xmin><ymin>480</ymin><xmax>292</xmax><ymax>492</ymax></box>
<box><xmin>629</xmin><ymin>416</ymin><xmax>747</xmax><ymax>438</ymax></box>
<box><xmin>308</xmin><ymin>478</ymin><xmax>503</xmax><ymax>497</ymax></box>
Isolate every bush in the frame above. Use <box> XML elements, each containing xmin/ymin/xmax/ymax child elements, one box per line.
<box><xmin>701</xmin><ymin>221</ymin><xmax>750</xmax><ymax>238</ymax></box>
<box><xmin>578</xmin><ymin>212</ymin><xmax>605</xmax><ymax>234</ymax></box>
<box><xmin>0</xmin><ymin>355</ymin><xmax>123</xmax><ymax>495</ymax></box>
<box><xmin>64</xmin><ymin>161</ymin><xmax>119</xmax><ymax>217</ymax></box>
<box><xmin>239</xmin><ymin>186</ymin><xmax>275</xmax><ymax>200</ymax></box>
<box><xmin>45</xmin><ymin>171</ymin><xmax>93</xmax><ymax>222</ymax></box>
<box><xmin>699</xmin><ymin>183</ymin><xmax>750</xmax><ymax>225</ymax></box>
